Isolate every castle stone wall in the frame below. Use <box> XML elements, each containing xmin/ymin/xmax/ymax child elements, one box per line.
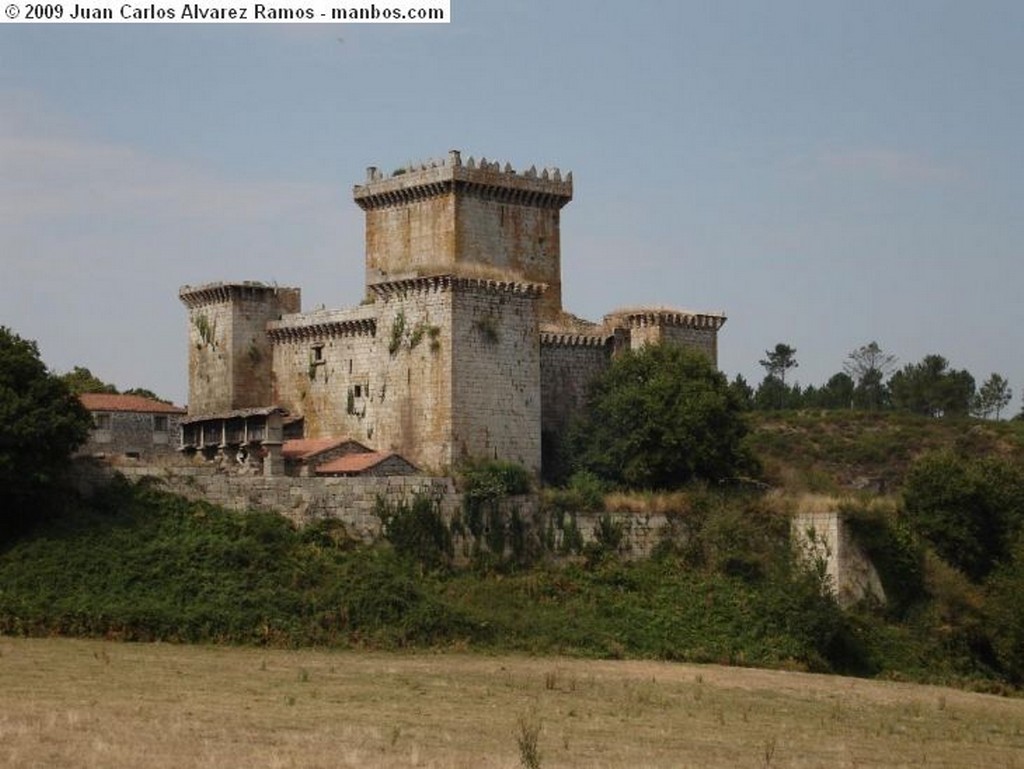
<box><xmin>451</xmin><ymin>282</ymin><xmax>543</xmax><ymax>473</ymax></box>
<box><xmin>354</xmin><ymin>152</ymin><xmax>572</xmax><ymax>322</ymax></box>
<box><xmin>269</xmin><ymin>307</ymin><xmax>379</xmax><ymax>444</ymax></box>
<box><xmin>539</xmin><ymin>338</ymin><xmax>610</xmax><ymax>437</ymax></box>
<box><xmin>632</xmin><ymin>324</ymin><xmax>719</xmax><ymax>365</ymax></box>
<box><xmin>368</xmin><ymin>284</ymin><xmax>455</xmax><ymax>471</ymax></box>
<box><xmin>454</xmin><ymin>193</ymin><xmax>563</xmax><ymax>320</ymax></box>
<box><xmin>363</xmin><ymin>194</ymin><xmax>456</xmax><ymax>287</ymax></box>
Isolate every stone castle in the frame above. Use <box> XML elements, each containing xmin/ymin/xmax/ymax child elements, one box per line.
<box><xmin>178</xmin><ymin>150</ymin><xmax>726</xmax><ymax>476</ymax></box>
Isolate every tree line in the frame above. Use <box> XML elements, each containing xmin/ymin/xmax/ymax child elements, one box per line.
<box><xmin>735</xmin><ymin>342</ymin><xmax>1016</xmax><ymax>419</ymax></box>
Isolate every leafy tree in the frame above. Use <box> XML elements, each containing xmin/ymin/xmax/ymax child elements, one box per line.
<box><xmin>844</xmin><ymin>342</ymin><xmax>897</xmax><ymax>410</ymax></box>
<box><xmin>758</xmin><ymin>343</ymin><xmax>798</xmax><ymax>409</ymax></box>
<box><xmin>759</xmin><ymin>343</ymin><xmax>798</xmax><ymax>387</ymax></box>
<box><xmin>987</xmin><ymin>535</ymin><xmax>1024</xmax><ymax>683</ymax></box>
<box><xmin>728</xmin><ymin>373</ymin><xmax>754</xmax><ymax>410</ymax></box>
<box><xmin>754</xmin><ymin>377</ymin><xmax>803</xmax><ymax>410</ymax></box>
<box><xmin>0</xmin><ymin>327</ymin><xmax>93</xmax><ymax>539</ymax></box>
<box><xmin>809</xmin><ymin>372</ymin><xmax>855</xmax><ymax>409</ymax></box>
<box><xmin>571</xmin><ymin>345</ymin><xmax>753</xmax><ymax>489</ymax></box>
<box><xmin>123</xmin><ymin>387</ymin><xmax>171</xmax><ymax>404</ymax></box>
<box><xmin>888</xmin><ymin>355</ymin><xmax>975</xmax><ymax>418</ymax></box>
<box><xmin>59</xmin><ymin>366</ymin><xmax>118</xmax><ymax>395</ymax></box>
<box><xmin>972</xmin><ymin>373</ymin><xmax>1013</xmax><ymax>420</ymax></box>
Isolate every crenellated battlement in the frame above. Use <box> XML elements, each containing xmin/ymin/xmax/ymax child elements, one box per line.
<box><xmin>540</xmin><ymin>331</ymin><xmax>612</xmax><ymax>348</ymax></box>
<box><xmin>354</xmin><ymin>149</ymin><xmax>572</xmax><ymax>211</ymax></box>
<box><xmin>267</xmin><ymin>308</ymin><xmax>377</xmax><ymax>343</ymax></box>
<box><xmin>604</xmin><ymin>307</ymin><xmax>728</xmax><ymax>331</ymax></box>
<box><xmin>178</xmin><ymin>281</ymin><xmax>301</xmax><ymax>311</ymax></box>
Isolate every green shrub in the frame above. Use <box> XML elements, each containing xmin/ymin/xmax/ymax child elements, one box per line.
<box><xmin>902</xmin><ymin>451</ymin><xmax>1024</xmax><ymax>581</ymax></box>
<box><xmin>842</xmin><ymin>501</ymin><xmax>925</xmax><ymax>617</ymax></box>
<box><xmin>570</xmin><ymin>344</ymin><xmax>755</xmax><ymax>489</ymax></box>
<box><xmin>375</xmin><ymin>493</ymin><xmax>452</xmax><ymax>571</ymax></box>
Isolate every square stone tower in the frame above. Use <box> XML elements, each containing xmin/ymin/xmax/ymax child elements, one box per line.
<box><xmin>179</xmin><ymin>282</ymin><xmax>300</xmax><ymax>415</ymax></box>
<box><xmin>354</xmin><ymin>150</ymin><xmax>572</xmax><ymax>323</ymax></box>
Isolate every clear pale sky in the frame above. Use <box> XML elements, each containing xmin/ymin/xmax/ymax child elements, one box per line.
<box><xmin>3</xmin><ymin>2</ymin><xmax>1022</xmax><ymax>412</ymax></box>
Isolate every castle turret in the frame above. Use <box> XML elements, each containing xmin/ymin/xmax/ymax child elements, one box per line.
<box><xmin>354</xmin><ymin>150</ymin><xmax>573</xmax><ymax>322</ymax></box>
<box><xmin>179</xmin><ymin>281</ymin><xmax>301</xmax><ymax>415</ymax></box>
<box><xmin>604</xmin><ymin>307</ymin><xmax>727</xmax><ymax>367</ymax></box>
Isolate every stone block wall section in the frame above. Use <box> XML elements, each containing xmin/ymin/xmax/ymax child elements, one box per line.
<box><xmin>268</xmin><ymin>305</ymin><xmax>383</xmax><ymax>445</ymax></box>
<box><xmin>71</xmin><ymin>458</ymin><xmax>669</xmax><ymax>558</ymax></box>
<box><xmin>604</xmin><ymin>308</ymin><xmax>726</xmax><ymax>367</ymax></box>
<box><xmin>450</xmin><ymin>279</ymin><xmax>544</xmax><ymax>473</ymax></box>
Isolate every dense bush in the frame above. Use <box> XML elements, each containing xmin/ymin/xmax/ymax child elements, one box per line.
<box><xmin>570</xmin><ymin>345</ymin><xmax>755</xmax><ymax>489</ymax></box>
<box><xmin>902</xmin><ymin>451</ymin><xmax>1024</xmax><ymax>581</ymax></box>
<box><xmin>986</xmin><ymin>535</ymin><xmax>1024</xmax><ymax>684</ymax></box>
<box><xmin>842</xmin><ymin>501</ymin><xmax>925</xmax><ymax>617</ymax></box>
<box><xmin>376</xmin><ymin>493</ymin><xmax>452</xmax><ymax>571</ymax></box>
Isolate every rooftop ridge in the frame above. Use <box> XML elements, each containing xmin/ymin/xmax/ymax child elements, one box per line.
<box><xmin>79</xmin><ymin>393</ymin><xmax>186</xmax><ymax>414</ymax></box>
<box><xmin>370</xmin><ymin>274</ymin><xmax>547</xmax><ymax>299</ymax></box>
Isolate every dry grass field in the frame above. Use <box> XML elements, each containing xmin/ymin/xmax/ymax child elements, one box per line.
<box><xmin>1</xmin><ymin>637</ymin><xmax>1021</xmax><ymax>769</ymax></box>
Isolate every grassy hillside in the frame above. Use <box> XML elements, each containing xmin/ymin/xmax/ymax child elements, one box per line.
<box><xmin>0</xmin><ymin>478</ymin><xmax>850</xmax><ymax>672</ymax></box>
<box><xmin>2</xmin><ymin>412</ymin><xmax>1023</xmax><ymax>690</ymax></box>
<box><xmin>746</xmin><ymin>411</ymin><xmax>1024</xmax><ymax>493</ymax></box>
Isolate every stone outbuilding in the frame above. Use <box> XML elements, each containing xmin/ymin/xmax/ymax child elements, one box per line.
<box><xmin>78</xmin><ymin>393</ymin><xmax>186</xmax><ymax>460</ymax></box>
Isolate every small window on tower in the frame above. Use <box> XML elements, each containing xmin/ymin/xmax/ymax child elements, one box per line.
<box><xmin>354</xmin><ymin>384</ymin><xmax>362</xmax><ymax>398</ymax></box>
<box><xmin>312</xmin><ymin>345</ymin><xmax>324</xmax><ymax>363</ymax></box>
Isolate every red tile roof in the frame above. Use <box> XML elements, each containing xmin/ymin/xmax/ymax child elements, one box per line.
<box><xmin>281</xmin><ymin>437</ymin><xmax>367</xmax><ymax>461</ymax></box>
<box><xmin>79</xmin><ymin>393</ymin><xmax>185</xmax><ymax>414</ymax></box>
<box><xmin>315</xmin><ymin>452</ymin><xmax>394</xmax><ymax>475</ymax></box>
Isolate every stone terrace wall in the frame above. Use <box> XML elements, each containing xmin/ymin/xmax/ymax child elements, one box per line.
<box><xmin>72</xmin><ymin>460</ymin><xmax>877</xmax><ymax>599</ymax></box>
<box><xmin>792</xmin><ymin>510</ymin><xmax>885</xmax><ymax>607</ymax></box>
<box><xmin>70</xmin><ymin>458</ymin><xmax>665</xmax><ymax>557</ymax></box>
<box><xmin>73</xmin><ymin>458</ymin><xmax>454</xmax><ymax>542</ymax></box>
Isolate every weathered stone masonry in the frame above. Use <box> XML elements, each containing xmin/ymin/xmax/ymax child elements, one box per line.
<box><xmin>179</xmin><ymin>150</ymin><xmax>727</xmax><ymax>477</ymax></box>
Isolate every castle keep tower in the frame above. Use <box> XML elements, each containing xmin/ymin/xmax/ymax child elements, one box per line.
<box><xmin>354</xmin><ymin>150</ymin><xmax>572</xmax><ymax>323</ymax></box>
